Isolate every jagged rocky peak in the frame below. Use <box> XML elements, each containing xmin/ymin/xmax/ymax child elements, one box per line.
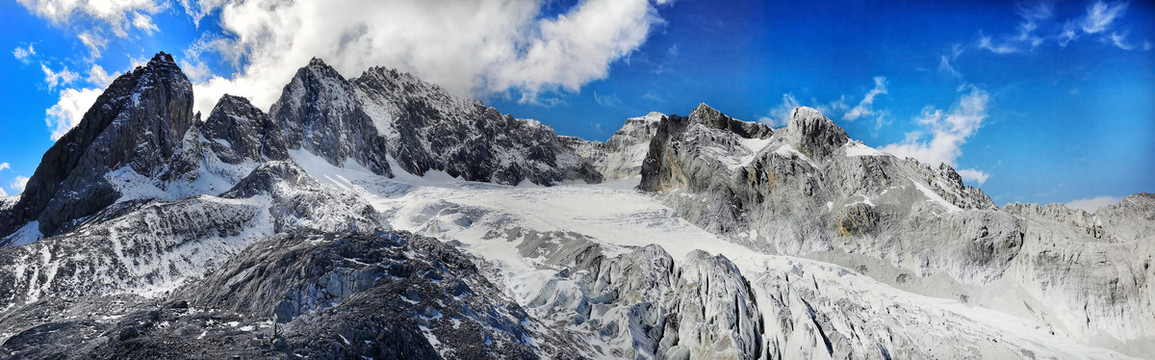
<box><xmin>785</xmin><ymin>106</ymin><xmax>849</xmax><ymax>160</ymax></box>
<box><xmin>202</xmin><ymin>94</ymin><xmax>288</xmax><ymax>164</ymax></box>
<box><xmin>639</xmin><ymin>103</ymin><xmax>772</xmax><ymax>192</ymax></box>
<box><xmin>0</xmin><ymin>51</ymin><xmax>194</xmax><ymax>238</ymax></box>
<box><xmin>690</xmin><ymin>103</ymin><xmax>773</xmax><ymax>139</ymax></box>
<box><xmin>350</xmin><ymin>65</ymin><xmax>602</xmax><ymax>186</ymax></box>
<box><xmin>601</xmin><ymin>112</ymin><xmax>664</xmax><ymax>180</ymax></box>
<box><xmin>270</xmin><ymin>57</ymin><xmax>393</xmax><ymax>176</ymax></box>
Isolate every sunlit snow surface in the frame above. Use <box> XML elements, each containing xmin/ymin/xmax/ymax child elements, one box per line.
<box><xmin>289</xmin><ymin>150</ymin><xmax>1138</xmax><ymax>359</ymax></box>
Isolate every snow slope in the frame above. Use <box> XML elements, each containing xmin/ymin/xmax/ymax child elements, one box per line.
<box><xmin>287</xmin><ymin>151</ymin><xmax>1141</xmax><ymax>359</ymax></box>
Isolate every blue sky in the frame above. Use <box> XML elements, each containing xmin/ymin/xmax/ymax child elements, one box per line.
<box><xmin>0</xmin><ymin>0</ymin><xmax>1151</xmax><ymax>209</ymax></box>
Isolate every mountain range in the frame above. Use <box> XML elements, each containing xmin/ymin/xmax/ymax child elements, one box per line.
<box><xmin>0</xmin><ymin>51</ymin><xmax>1151</xmax><ymax>359</ymax></box>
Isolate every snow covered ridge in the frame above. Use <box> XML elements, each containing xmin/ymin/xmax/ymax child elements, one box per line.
<box><xmin>0</xmin><ymin>51</ymin><xmax>1152</xmax><ymax>358</ymax></box>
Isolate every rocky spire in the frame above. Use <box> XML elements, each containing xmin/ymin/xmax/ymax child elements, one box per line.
<box><xmin>202</xmin><ymin>94</ymin><xmax>289</xmax><ymax>164</ymax></box>
<box><xmin>269</xmin><ymin>58</ymin><xmax>392</xmax><ymax>176</ymax></box>
<box><xmin>1</xmin><ymin>51</ymin><xmax>195</xmax><ymax>238</ymax></box>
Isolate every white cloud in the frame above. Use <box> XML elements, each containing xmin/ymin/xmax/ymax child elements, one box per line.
<box><xmin>977</xmin><ymin>32</ymin><xmax>1019</xmax><ymax>54</ymax></box>
<box><xmin>843</xmin><ymin>76</ymin><xmax>887</xmax><ymax>121</ymax></box>
<box><xmin>132</xmin><ymin>12</ymin><xmax>158</xmax><ymax>34</ymax></box>
<box><xmin>15</xmin><ymin>0</ymin><xmax>163</xmax><ymax>39</ymax></box>
<box><xmin>177</xmin><ymin>0</ymin><xmax>227</xmax><ymax>26</ymax></box>
<box><xmin>41</xmin><ymin>63</ymin><xmax>79</xmax><ymax>89</ymax></box>
<box><xmin>184</xmin><ymin>0</ymin><xmax>669</xmax><ymax>116</ymax></box>
<box><xmin>760</xmin><ymin>93</ymin><xmax>800</xmax><ymax>127</ymax></box>
<box><xmin>46</xmin><ymin>88</ymin><xmax>103</xmax><ymax>140</ymax></box>
<box><xmin>1081</xmin><ymin>1</ymin><xmax>1128</xmax><ymax>34</ymax></box>
<box><xmin>0</xmin><ymin>162</ymin><xmax>9</xmax><ymax>171</ymax></box>
<box><xmin>938</xmin><ymin>55</ymin><xmax>960</xmax><ymax>78</ymax></box>
<box><xmin>979</xmin><ymin>1</ymin><xmax>1139</xmax><ymax>54</ymax></box>
<box><xmin>1066</xmin><ymin>195</ymin><xmax>1121</xmax><ymax>212</ymax></box>
<box><xmin>9</xmin><ymin>176</ymin><xmax>29</xmax><ymax>194</ymax></box>
<box><xmin>0</xmin><ymin>188</ymin><xmax>6</xmax><ymax>197</ymax></box>
<box><xmin>1107</xmin><ymin>31</ymin><xmax>1134</xmax><ymax>50</ymax></box>
<box><xmin>12</xmin><ymin>45</ymin><xmax>35</xmax><ymax>63</ymax></box>
<box><xmin>87</xmin><ymin>64</ymin><xmax>115</xmax><ymax>87</ymax></box>
<box><xmin>77</xmin><ymin>31</ymin><xmax>107</xmax><ymax>58</ymax></box>
<box><xmin>881</xmin><ymin>85</ymin><xmax>990</xmax><ymax>168</ymax></box>
<box><xmin>956</xmin><ymin>168</ymin><xmax>990</xmax><ymax>186</ymax></box>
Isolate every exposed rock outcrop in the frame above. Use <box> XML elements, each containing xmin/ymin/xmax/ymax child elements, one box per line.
<box><xmin>351</xmin><ymin>66</ymin><xmax>602</xmax><ymax>185</ymax></box>
<box><xmin>1</xmin><ymin>52</ymin><xmax>194</xmax><ymax>238</ymax></box>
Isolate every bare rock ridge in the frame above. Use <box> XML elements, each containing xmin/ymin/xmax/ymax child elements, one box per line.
<box><xmin>635</xmin><ymin>104</ymin><xmax>1155</xmax><ymax>351</ymax></box>
<box><xmin>201</xmin><ymin>94</ymin><xmax>289</xmax><ymax>165</ymax></box>
<box><xmin>351</xmin><ymin>66</ymin><xmax>602</xmax><ymax>185</ymax></box>
<box><xmin>270</xmin><ymin>58</ymin><xmax>393</xmax><ymax>176</ymax></box>
<box><xmin>0</xmin><ymin>52</ymin><xmax>194</xmax><ymax>238</ymax></box>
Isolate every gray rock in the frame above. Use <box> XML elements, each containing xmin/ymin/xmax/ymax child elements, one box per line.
<box><xmin>1</xmin><ymin>52</ymin><xmax>194</xmax><ymax>238</ymax></box>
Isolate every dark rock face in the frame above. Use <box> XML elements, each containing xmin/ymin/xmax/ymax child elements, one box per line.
<box><xmin>201</xmin><ymin>94</ymin><xmax>289</xmax><ymax>164</ymax></box>
<box><xmin>0</xmin><ymin>231</ymin><xmax>561</xmax><ymax>359</ymax></box>
<box><xmin>270</xmin><ymin>58</ymin><xmax>393</xmax><ymax>176</ymax></box>
<box><xmin>0</xmin><ymin>52</ymin><xmax>194</xmax><ymax>238</ymax></box>
<box><xmin>352</xmin><ymin>66</ymin><xmax>602</xmax><ymax>185</ymax></box>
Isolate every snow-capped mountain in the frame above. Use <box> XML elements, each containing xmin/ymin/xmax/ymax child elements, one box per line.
<box><xmin>0</xmin><ymin>52</ymin><xmax>1151</xmax><ymax>359</ymax></box>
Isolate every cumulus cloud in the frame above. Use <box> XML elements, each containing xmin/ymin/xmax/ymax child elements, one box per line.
<box><xmin>881</xmin><ymin>85</ymin><xmax>990</xmax><ymax>169</ymax></box>
<box><xmin>1066</xmin><ymin>195</ymin><xmax>1121</xmax><ymax>212</ymax></box>
<box><xmin>843</xmin><ymin>76</ymin><xmax>887</xmax><ymax>121</ymax></box>
<box><xmin>41</xmin><ymin>63</ymin><xmax>79</xmax><ymax>89</ymax></box>
<box><xmin>0</xmin><ymin>188</ymin><xmax>6</xmax><ymax>197</ymax></box>
<box><xmin>87</xmin><ymin>64</ymin><xmax>115</xmax><ymax>88</ymax></box>
<box><xmin>184</xmin><ymin>0</ymin><xmax>670</xmax><ymax>116</ymax></box>
<box><xmin>0</xmin><ymin>162</ymin><xmax>9</xmax><ymax>172</ymax></box>
<box><xmin>15</xmin><ymin>0</ymin><xmax>163</xmax><ymax>39</ymax></box>
<box><xmin>46</xmin><ymin>88</ymin><xmax>103</xmax><ymax>140</ymax></box>
<box><xmin>12</xmin><ymin>45</ymin><xmax>35</xmax><ymax>63</ymax></box>
<box><xmin>956</xmin><ymin>168</ymin><xmax>990</xmax><ymax>186</ymax></box>
<box><xmin>9</xmin><ymin>176</ymin><xmax>29</xmax><ymax>194</ymax></box>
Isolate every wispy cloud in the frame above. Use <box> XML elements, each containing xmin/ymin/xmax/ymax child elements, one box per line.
<box><xmin>1107</xmin><ymin>31</ymin><xmax>1134</xmax><ymax>50</ymax></box>
<box><xmin>759</xmin><ymin>93</ymin><xmax>800</xmax><ymax>127</ymax></box>
<box><xmin>978</xmin><ymin>0</ymin><xmax>1144</xmax><ymax>53</ymax></box>
<box><xmin>881</xmin><ymin>85</ymin><xmax>990</xmax><ymax>171</ymax></box>
<box><xmin>41</xmin><ymin>63</ymin><xmax>79</xmax><ymax>89</ymax></box>
<box><xmin>977</xmin><ymin>31</ymin><xmax>1020</xmax><ymax>54</ymax></box>
<box><xmin>0</xmin><ymin>162</ymin><xmax>10</xmax><ymax>172</ymax></box>
<box><xmin>77</xmin><ymin>31</ymin><xmax>107</xmax><ymax>59</ymax></box>
<box><xmin>843</xmin><ymin>76</ymin><xmax>887</xmax><ymax>122</ymax></box>
<box><xmin>12</xmin><ymin>44</ymin><xmax>35</xmax><ymax>63</ymax></box>
<box><xmin>593</xmin><ymin>91</ymin><xmax>622</xmax><ymax>107</ymax></box>
<box><xmin>1081</xmin><ymin>1</ymin><xmax>1128</xmax><ymax>34</ymax></box>
<box><xmin>1066</xmin><ymin>195</ymin><xmax>1121</xmax><ymax>212</ymax></box>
